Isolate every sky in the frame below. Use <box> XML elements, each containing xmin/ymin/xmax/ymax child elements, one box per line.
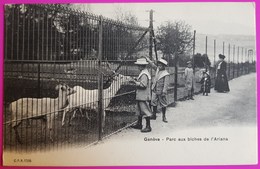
<box><xmin>78</xmin><ymin>2</ymin><xmax>256</xmax><ymax>36</ymax></box>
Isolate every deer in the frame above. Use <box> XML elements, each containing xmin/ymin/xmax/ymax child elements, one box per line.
<box><xmin>62</xmin><ymin>72</ymin><xmax>133</xmax><ymax>131</ymax></box>
<box><xmin>8</xmin><ymin>84</ymin><xmax>76</xmax><ymax>144</ymax></box>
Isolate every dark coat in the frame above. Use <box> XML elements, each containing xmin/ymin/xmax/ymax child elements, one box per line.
<box><xmin>214</xmin><ymin>61</ymin><xmax>230</xmax><ymax>92</ymax></box>
<box><xmin>200</xmin><ymin>76</ymin><xmax>211</xmax><ymax>93</ymax></box>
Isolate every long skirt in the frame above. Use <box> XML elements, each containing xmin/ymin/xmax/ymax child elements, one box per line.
<box><xmin>214</xmin><ymin>73</ymin><xmax>230</xmax><ymax>92</ymax></box>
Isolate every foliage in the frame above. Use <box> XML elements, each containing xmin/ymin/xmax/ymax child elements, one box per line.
<box><xmin>4</xmin><ymin>4</ymin><xmax>147</xmax><ymax>61</ymax></box>
<box><xmin>193</xmin><ymin>53</ymin><xmax>211</xmax><ymax>68</ymax></box>
<box><xmin>156</xmin><ymin>20</ymin><xmax>193</xmax><ymax>64</ymax></box>
<box><xmin>114</xmin><ymin>6</ymin><xmax>139</xmax><ymax>26</ymax></box>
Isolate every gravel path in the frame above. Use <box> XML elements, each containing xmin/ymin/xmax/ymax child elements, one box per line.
<box><xmin>3</xmin><ymin>73</ymin><xmax>257</xmax><ymax>166</ymax></box>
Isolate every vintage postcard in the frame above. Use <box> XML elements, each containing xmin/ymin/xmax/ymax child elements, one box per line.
<box><xmin>1</xmin><ymin>2</ymin><xmax>257</xmax><ymax>166</ymax></box>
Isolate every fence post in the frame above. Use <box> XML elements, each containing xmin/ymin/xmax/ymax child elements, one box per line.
<box><xmin>174</xmin><ymin>53</ymin><xmax>178</xmax><ymax>101</ymax></box>
<box><xmin>190</xmin><ymin>30</ymin><xmax>196</xmax><ymax>100</ymax></box>
<box><xmin>223</xmin><ymin>41</ymin><xmax>225</xmax><ymax>55</ymax></box>
<box><xmin>228</xmin><ymin>43</ymin><xmax>230</xmax><ymax>79</ymax></box>
<box><xmin>149</xmin><ymin>10</ymin><xmax>154</xmax><ymax>100</ymax></box>
<box><xmin>241</xmin><ymin>47</ymin><xmax>244</xmax><ymax>75</ymax></box>
<box><xmin>205</xmin><ymin>36</ymin><xmax>207</xmax><ymax>71</ymax></box>
<box><xmin>149</xmin><ymin>9</ymin><xmax>154</xmax><ymax>60</ymax></box>
<box><xmin>237</xmin><ymin>46</ymin><xmax>240</xmax><ymax>77</ymax></box>
<box><xmin>247</xmin><ymin>49</ymin><xmax>249</xmax><ymax>73</ymax></box>
<box><xmin>97</xmin><ymin>16</ymin><xmax>104</xmax><ymax>141</ymax></box>
<box><xmin>233</xmin><ymin>45</ymin><xmax>235</xmax><ymax>79</ymax></box>
<box><xmin>205</xmin><ymin>36</ymin><xmax>207</xmax><ymax>55</ymax></box>
<box><xmin>213</xmin><ymin>39</ymin><xmax>216</xmax><ymax>82</ymax></box>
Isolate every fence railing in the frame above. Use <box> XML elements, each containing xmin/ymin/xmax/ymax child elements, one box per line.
<box><xmin>3</xmin><ymin>4</ymin><xmax>256</xmax><ymax>152</ymax></box>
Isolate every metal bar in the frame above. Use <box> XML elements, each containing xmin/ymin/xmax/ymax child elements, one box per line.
<box><xmin>241</xmin><ymin>47</ymin><xmax>244</xmax><ymax>75</ymax></box>
<box><xmin>98</xmin><ymin>16</ymin><xmax>103</xmax><ymax>141</ymax></box>
<box><xmin>31</xmin><ymin>6</ymin><xmax>36</xmax><ymax>151</ymax></box>
<box><xmin>149</xmin><ymin>10</ymin><xmax>153</xmax><ymax>60</ymax></box>
<box><xmin>247</xmin><ymin>49</ymin><xmax>249</xmax><ymax>73</ymax></box>
<box><xmin>174</xmin><ymin>53</ymin><xmax>178</xmax><ymax>101</ymax></box>
<box><xmin>4</xmin><ymin>5</ymin><xmax>8</xmax><ymax>150</ymax></box>
<box><xmin>192</xmin><ymin>30</ymin><xmax>196</xmax><ymax>73</ymax></box>
<box><xmin>222</xmin><ymin>41</ymin><xmax>225</xmax><ymax>55</ymax></box>
<box><xmin>11</xmin><ymin>6</ymin><xmax>15</xmax><ymax>60</ymax></box>
<box><xmin>205</xmin><ymin>36</ymin><xmax>207</xmax><ymax>71</ymax></box>
<box><xmin>205</xmin><ymin>36</ymin><xmax>207</xmax><ymax>55</ymax></box>
<box><xmin>233</xmin><ymin>45</ymin><xmax>235</xmax><ymax>79</ymax></box>
<box><xmin>46</xmin><ymin>8</ymin><xmax>49</xmax><ymax>61</ymax></box>
<box><xmin>237</xmin><ymin>46</ymin><xmax>239</xmax><ymax>77</ymax></box>
<box><xmin>21</xmin><ymin>7</ymin><xmax>25</xmax><ymax>76</ymax></box>
<box><xmin>214</xmin><ymin>39</ymin><xmax>216</xmax><ymax>80</ymax></box>
<box><xmin>151</xmin><ymin>29</ymin><xmax>158</xmax><ymax>61</ymax></box>
<box><xmin>16</xmin><ymin>5</ymin><xmax>20</xmax><ymax>61</ymax></box>
<box><xmin>114</xmin><ymin>29</ymin><xmax>148</xmax><ymax>73</ymax></box>
<box><xmin>228</xmin><ymin>43</ymin><xmax>230</xmax><ymax>79</ymax></box>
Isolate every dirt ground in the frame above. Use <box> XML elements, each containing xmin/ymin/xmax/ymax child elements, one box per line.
<box><xmin>3</xmin><ymin>73</ymin><xmax>257</xmax><ymax>166</ymax></box>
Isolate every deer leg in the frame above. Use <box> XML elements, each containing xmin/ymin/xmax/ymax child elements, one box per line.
<box><xmin>85</xmin><ymin>110</ymin><xmax>90</xmax><ymax>121</ymax></box>
<box><xmin>62</xmin><ymin>110</ymin><xmax>67</xmax><ymax>127</ymax></box>
<box><xmin>41</xmin><ymin>117</ymin><xmax>47</xmax><ymax>136</ymax></box>
<box><xmin>47</xmin><ymin>115</ymin><xmax>54</xmax><ymax>142</ymax></box>
<box><xmin>13</xmin><ymin>123</ymin><xmax>22</xmax><ymax>144</ymax></box>
<box><xmin>68</xmin><ymin>109</ymin><xmax>77</xmax><ymax>126</ymax></box>
<box><xmin>101</xmin><ymin>110</ymin><xmax>106</xmax><ymax>133</ymax></box>
<box><xmin>78</xmin><ymin>108</ymin><xmax>90</xmax><ymax>120</ymax></box>
<box><xmin>78</xmin><ymin>108</ymin><xmax>84</xmax><ymax>117</ymax></box>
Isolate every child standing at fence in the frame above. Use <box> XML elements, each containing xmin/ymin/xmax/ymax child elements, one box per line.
<box><xmin>184</xmin><ymin>61</ymin><xmax>195</xmax><ymax>100</ymax></box>
<box><xmin>199</xmin><ymin>71</ymin><xmax>211</xmax><ymax>96</ymax></box>
<box><xmin>146</xmin><ymin>57</ymin><xmax>170</xmax><ymax>123</ymax></box>
<box><xmin>130</xmin><ymin>58</ymin><xmax>153</xmax><ymax>133</ymax></box>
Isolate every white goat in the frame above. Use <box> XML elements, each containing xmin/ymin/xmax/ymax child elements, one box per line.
<box><xmin>9</xmin><ymin>84</ymin><xmax>76</xmax><ymax>144</ymax></box>
<box><xmin>62</xmin><ymin>74</ymin><xmax>133</xmax><ymax>129</ymax></box>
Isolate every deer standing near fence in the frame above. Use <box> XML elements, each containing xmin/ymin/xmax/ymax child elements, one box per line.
<box><xmin>9</xmin><ymin>84</ymin><xmax>76</xmax><ymax>144</ymax></box>
<box><xmin>62</xmin><ymin>73</ymin><xmax>133</xmax><ymax>130</ymax></box>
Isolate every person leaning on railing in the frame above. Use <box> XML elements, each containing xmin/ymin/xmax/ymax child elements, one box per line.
<box><xmin>145</xmin><ymin>56</ymin><xmax>170</xmax><ymax>123</ymax></box>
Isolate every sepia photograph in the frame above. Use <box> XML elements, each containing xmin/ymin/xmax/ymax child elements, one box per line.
<box><xmin>1</xmin><ymin>1</ymin><xmax>257</xmax><ymax>166</ymax></box>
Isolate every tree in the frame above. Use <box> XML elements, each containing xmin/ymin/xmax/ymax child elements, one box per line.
<box><xmin>5</xmin><ymin>4</ymin><xmax>147</xmax><ymax>61</ymax></box>
<box><xmin>156</xmin><ymin>20</ymin><xmax>193</xmax><ymax>66</ymax></box>
<box><xmin>114</xmin><ymin>6</ymin><xmax>139</xmax><ymax>26</ymax></box>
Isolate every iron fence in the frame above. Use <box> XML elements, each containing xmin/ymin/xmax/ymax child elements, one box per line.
<box><xmin>3</xmin><ymin>4</ymin><xmax>150</xmax><ymax>152</ymax></box>
<box><xmin>3</xmin><ymin>4</ymin><xmax>256</xmax><ymax>152</ymax></box>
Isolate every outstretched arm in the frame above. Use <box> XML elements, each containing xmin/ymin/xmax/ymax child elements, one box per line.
<box><xmin>145</xmin><ymin>56</ymin><xmax>157</xmax><ymax>70</ymax></box>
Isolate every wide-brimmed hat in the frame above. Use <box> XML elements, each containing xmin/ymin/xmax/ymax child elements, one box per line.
<box><xmin>134</xmin><ymin>58</ymin><xmax>148</xmax><ymax>65</ymax></box>
<box><xmin>219</xmin><ymin>54</ymin><xmax>225</xmax><ymax>59</ymax></box>
<box><xmin>158</xmin><ymin>58</ymin><xmax>168</xmax><ymax>66</ymax></box>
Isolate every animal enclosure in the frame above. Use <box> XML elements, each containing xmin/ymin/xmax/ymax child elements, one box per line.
<box><xmin>3</xmin><ymin>4</ymin><xmax>256</xmax><ymax>152</ymax></box>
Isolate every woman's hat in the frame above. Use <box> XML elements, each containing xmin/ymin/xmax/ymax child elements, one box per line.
<box><xmin>187</xmin><ymin>61</ymin><xmax>192</xmax><ymax>65</ymax></box>
<box><xmin>134</xmin><ymin>58</ymin><xmax>148</xmax><ymax>65</ymax></box>
<box><xmin>219</xmin><ymin>54</ymin><xmax>225</xmax><ymax>59</ymax></box>
<box><xmin>158</xmin><ymin>58</ymin><xmax>168</xmax><ymax>66</ymax></box>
